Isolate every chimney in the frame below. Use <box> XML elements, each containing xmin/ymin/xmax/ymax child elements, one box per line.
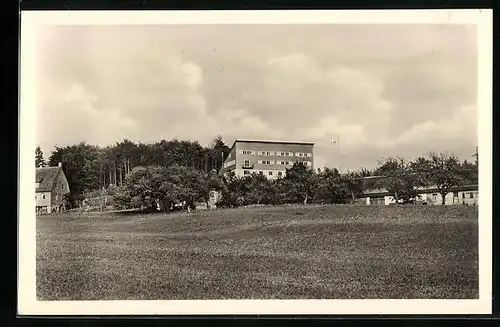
<box><xmin>58</xmin><ymin>162</ymin><xmax>62</xmax><ymax>167</ymax></box>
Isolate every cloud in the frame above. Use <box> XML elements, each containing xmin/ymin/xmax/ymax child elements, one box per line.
<box><xmin>396</xmin><ymin>105</ymin><xmax>477</xmax><ymax>145</ymax></box>
<box><xmin>34</xmin><ymin>24</ymin><xmax>478</xmax><ymax>169</ymax></box>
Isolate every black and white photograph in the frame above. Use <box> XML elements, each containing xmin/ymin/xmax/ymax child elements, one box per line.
<box><xmin>18</xmin><ymin>10</ymin><xmax>492</xmax><ymax>315</ymax></box>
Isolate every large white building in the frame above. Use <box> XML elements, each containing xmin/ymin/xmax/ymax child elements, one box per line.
<box><xmin>219</xmin><ymin>139</ymin><xmax>315</xmax><ymax>179</ymax></box>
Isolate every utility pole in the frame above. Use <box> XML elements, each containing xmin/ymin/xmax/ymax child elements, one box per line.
<box><xmin>330</xmin><ymin>135</ymin><xmax>341</xmax><ymax>173</ymax></box>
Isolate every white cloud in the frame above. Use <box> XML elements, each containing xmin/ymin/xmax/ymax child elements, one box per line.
<box><xmin>397</xmin><ymin>105</ymin><xmax>477</xmax><ymax>145</ymax></box>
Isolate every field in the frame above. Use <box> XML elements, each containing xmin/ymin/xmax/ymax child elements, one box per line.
<box><xmin>36</xmin><ymin>205</ymin><xmax>478</xmax><ymax>300</ymax></box>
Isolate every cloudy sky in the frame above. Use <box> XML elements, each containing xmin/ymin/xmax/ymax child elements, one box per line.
<box><xmin>35</xmin><ymin>24</ymin><xmax>478</xmax><ymax>170</ymax></box>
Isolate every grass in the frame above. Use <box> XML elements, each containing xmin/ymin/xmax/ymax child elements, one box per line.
<box><xmin>36</xmin><ymin>204</ymin><xmax>478</xmax><ymax>300</ymax></box>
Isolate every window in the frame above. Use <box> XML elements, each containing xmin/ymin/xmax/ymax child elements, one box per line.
<box><xmin>453</xmin><ymin>192</ymin><xmax>459</xmax><ymax>197</ymax></box>
<box><xmin>266</xmin><ymin>151</ymin><xmax>272</xmax><ymax>156</ymax></box>
<box><xmin>306</xmin><ymin>153</ymin><xmax>312</xmax><ymax>158</ymax></box>
<box><xmin>268</xmin><ymin>171</ymin><xmax>273</xmax><ymax>176</ymax></box>
<box><xmin>278</xmin><ymin>172</ymin><xmax>283</xmax><ymax>177</ymax></box>
<box><xmin>432</xmin><ymin>194</ymin><xmax>437</xmax><ymax>201</ymax></box>
<box><xmin>244</xmin><ymin>171</ymin><xmax>250</xmax><ymax>175</ymax></box>
<box><xmin>242</xmin><ymin>150</ymin><xmax>252</xmax><ymax>155</ymax></box>
<box><xmin>469</xmin><ymin>192</ymin><xmax>474</xmax><ymax>199</ymax></box>
<box><xmin>244</xmin><ymin>159</ymin><xmax>250</xmax><ymax>167</ymax></box>
<box><xmin>286</xmin><ymin>161</ymin><xmax>290</xmax><ymax>165</ymax></box>
<box><xmin>42</xmin><ymin>194</ymin><xmax>46</xmax><ymax>199</ymax></box>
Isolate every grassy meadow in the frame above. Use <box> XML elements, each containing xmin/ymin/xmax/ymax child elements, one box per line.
<box><xmin>36</xmin><ymin>205</ymin><xmax>478</xmax><ymax>300</ymax></box>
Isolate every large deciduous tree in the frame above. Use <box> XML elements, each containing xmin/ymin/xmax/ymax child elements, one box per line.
<box><xmin>315</xmin><ymin>168</ymin><xmax>350</xmax><ymax>204</ymax></box>
<box><xmin>282</xmin><ymin>162</ymin><xmax>318</xmax><ymax>205</ymax></box>
<box><xmin>374</xmin><ymin>157</ymin><xmax>427</xmax><ymax>204</ymax></box>
<box><xmin>425</xmin><ymin>151</ymin><xmax>468</xmax><ymax>205</ymax></box>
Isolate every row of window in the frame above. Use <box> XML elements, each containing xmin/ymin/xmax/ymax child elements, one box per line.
<box><xmin>243</xmin><ymin>170</ymin><xmax>285</xmax><ymax>177</ymax></box>
<box><xmin>240</xmin><ymin>150</ymin><xmax>312</xmax><ymax>158</ymax></box>
<box><xmin>244</xmin><ymin>159</ymin><xmax>312</xmax><ymax>167</ymax></box>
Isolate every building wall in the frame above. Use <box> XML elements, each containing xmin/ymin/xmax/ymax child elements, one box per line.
<box><xmin>365</xmin><ymin>189</ymin><xmax>478</xmax><ymax>206</ymax></box>
<box><xmin>51</xmin><ymin>171</ymin><xmax>70</xmax><ymax>209</ymax></box>
<box><xmin>226</xmin><ymin>141</ymin><xmax>314</xmax><ymax>178</ymax></box>
<box><xmin>36</xmin><ymin>192</ymin><xmax>52</xmax><ymax>213</ymax></box>
<box><xmin>418</xmin><ymin>190</ymin><xmax>478</xmax><ymax>206</ymax></box>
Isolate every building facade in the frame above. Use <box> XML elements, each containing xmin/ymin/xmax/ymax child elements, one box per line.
<box><xmin>361</xmin><ymin>184</ymin><xmax>478</xmax><ymax>206</ymax></box>
<box><xmin>35</xmin><ymin>163</ymin><xmax>71</xmax><ymax>214</ymax></box>
<box><xmin>219</xmin><ymin>139</ymin><xmax>314</xmax><ymax>179</ymax></box>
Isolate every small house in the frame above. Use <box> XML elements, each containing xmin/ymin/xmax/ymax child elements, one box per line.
<box><xmin>35</xmin><ymin>163</ymin><xmax>70</xmax><ymax>214</ymax></box>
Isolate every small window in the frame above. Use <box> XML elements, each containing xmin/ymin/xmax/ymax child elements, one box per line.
<box><xmin>244</xmin><ymin>159</ymin><xmax>250</xmax><ymax>167</ymax></box>
<box><xmin>42</xmin><ymin>194</ymin><xmax>46</xmax><ymax>199</ymax></box>
<box><xmin>469</xmin><ymin>192</ymin><xmax>474</xmax><ymax>199</ymax></box>
<box><xmin>432</xmin><ymin>194</ymin><xmax>437</xmax><ymax>201</ymax></box>
<box><xmin>278</xmin><ymin>172</ymin><xmax>282</xmax><ymax>176</ymax></box>
<box><xmin>244</xmin><ymin>171</ymin><xmax>250</xmax><ymax>175</ymax></box>
<box><xmin>268</xmin><ymin>171</ymin><xmax>273</xmax><ymax>176</ymax></box>
<box><xmin>453</xmin><ymin>192</ymin><xmax>459</xmax><ymax>197</ymax></box>
<box><xmin>286</xmin><ymin>161</ymin><xmax>290</xmax><ymax>165</ymax></box>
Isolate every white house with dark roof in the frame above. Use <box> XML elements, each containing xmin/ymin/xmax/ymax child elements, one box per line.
<box><xmin>35</xmin><ymin>163</ymin><xmax>70</xmax><ymax>214</ymax></box>
<box><xmin>359</xmin><ymin>176</ymin><xmax>478</xmax><ymax>206</ymax></box>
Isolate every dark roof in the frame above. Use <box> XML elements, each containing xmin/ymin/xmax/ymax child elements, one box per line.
<box><xmin>35</xmin><ymin>166</ymin><xmax>62</xmax><ymax>192</ymax></box>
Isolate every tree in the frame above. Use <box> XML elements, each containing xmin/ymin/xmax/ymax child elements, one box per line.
<box><xmin>114</xmin><ymin>165</ymin><xmax>212</xmax><ymax>212</ymax></box>
<box><xmin>426</xmin><ymin>151</ymin><xmax>468</xmax><ymax>205</ymax></box>
<box><xmin>374</xmin><ymin>157</ymin><xmax>427</xmax><ymax>204</ymax></box>
<box><xmin>210</xmin><ymin>135</ymin><xmax>231</xmax><ymax>172</ymax></box>
<box><xmin>48</xmin><ymin>142</ymin><xmax>104</xmax><ymax>207</ymax></box>
<box><xmin>282</xmin><ymin>162</ymin><xmax>318</xmax><ymax>204</ymax></box>
<box><xmin>341</xmin><ymin>171</ymin><xmax>365</xmax><ymax>203</ymax></box>
<box><xmin>315</xmin><ymin>168</ymin><xmax>350</xmax><ymax>204</ymax></box>
<box><xmin>35</xmin><ymin>146</ymin><xmax>45</xmax><ymax>168</ymax></box>
<box><xmin>245</xmin><ymin>172</ymin><xmax>277</xmax><ymax>205</ymax></box>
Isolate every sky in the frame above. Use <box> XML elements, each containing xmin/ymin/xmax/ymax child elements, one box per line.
<box><xmin>35</xmin><ymin>24</ymin><xmax>478</xmax><ymax>171</ymax></box>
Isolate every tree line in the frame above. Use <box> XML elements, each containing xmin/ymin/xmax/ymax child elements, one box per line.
<box><xmin>36</xmin><ymin>136</ymin><xmax>478</xmax><ymax>210</ymax></box>
<box><xmin>35</xmin><ymin>136</ymin><xmax>230</xmax><ymax>208</ymax></box>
